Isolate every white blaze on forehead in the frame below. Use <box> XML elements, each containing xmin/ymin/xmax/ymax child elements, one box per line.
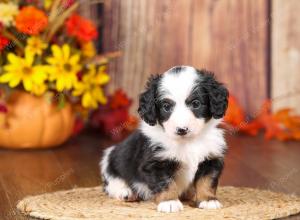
<box><xmin>159</xmin><ymin>66</ymin><xmax>199</xmax><ymax>100</ymax></box>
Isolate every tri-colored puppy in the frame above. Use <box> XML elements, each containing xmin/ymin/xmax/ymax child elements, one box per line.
<box><xmin>100</xmin><ymin>66</ymin><xmax>228</xmax><ymax>212</ymax></box>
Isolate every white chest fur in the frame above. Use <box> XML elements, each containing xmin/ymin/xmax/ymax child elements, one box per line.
<box><xmin>141</xmin><ymin>120</ymin><xmax>226</xmax><ymax>194</ymax></box>
<box><xmin>173</xmin><ymin>149</ymin><xmax>203</xmax><ymax>194</ymax></box>
<box><xmin>157</xmin><ymin>133</ymin><xmax>225</xmax><ymax>194</ymax></box>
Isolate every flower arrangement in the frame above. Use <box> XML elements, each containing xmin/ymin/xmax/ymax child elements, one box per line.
<box><xmin>0</xmin><ymin>0</ymin><xmax>116</xmax><ymax>111</ymax></box>
<box><xmin>0</xmin><ymin>0</ymin><xmax>126</xmax><ymax>148</ymax></box>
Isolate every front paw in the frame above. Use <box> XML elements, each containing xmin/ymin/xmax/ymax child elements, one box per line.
<box><xmin>198</xmin><ymin>199</ymin><xmax>222</xmax><ymax>209</ymax></box>
<box><xmin>157</xmin><ymin>200</ymin><xmax>184</xmax><ymax>213</ymax></box>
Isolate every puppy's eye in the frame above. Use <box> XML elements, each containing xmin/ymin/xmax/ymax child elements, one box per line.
<box><xmin>162</xmin><ymin>103</ymin><xmax>172</xmax><ymax>112</ymax></box>
<box><xmin>191</xmin><ymin>100</ymin><xmax>201</xmax><ymax>109</ymax></box>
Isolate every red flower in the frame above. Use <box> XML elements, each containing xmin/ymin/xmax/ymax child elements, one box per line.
<box><xmin>0</xmin><ymin>103</ymin><xmax>8</xmax><ymax>113</ymax></box>
<box><xmin>72</xmin><ymin>118</ymin><xmax>85</xmax><ymax>136</ymax></box>
<box><xmin>65</xmin><ymin>14</ymin><xmax>98</xmax><ymax>42</ymax></box>
<box><xmin>110</xmin><ymin>89</ymin><xmax>132</xmax><ymax>109</ymax></box>
<box><xmin>90</xmin><ymin>89</ymin><xmax>136</xmax><ymax>140</ymax></box>
<box><xmin>0</xmin><ymin>35</ymin><xmax>9</xmax><ymax>51</ymax></box>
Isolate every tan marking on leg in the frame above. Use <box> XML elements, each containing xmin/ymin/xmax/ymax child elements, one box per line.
<box><xmin>194</xmin><ymin>175</ymin><xmax>217</xmax><ymax>202</ymax></box>
<box><xmin>155</xmin><ymin>181</ymin><xmax>179</xmax><ymax>203</ymax></box>
<box><xmin>180</xmin><ymin>184</ymin><xmax>195</xmax><ymax>201</ymax></box>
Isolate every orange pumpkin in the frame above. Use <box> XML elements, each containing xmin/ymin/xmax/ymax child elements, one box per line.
<box><xmin>0</xmin><ymin>91</ymin><xmax>75</xmax><ymax>149</ymax></box>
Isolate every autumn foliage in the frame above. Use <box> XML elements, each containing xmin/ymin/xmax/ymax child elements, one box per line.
<box><xmin>90</xmin><ymin>89</ymin><xmax>138</xmax><ymax>140</ymax></box>
<box><xmin>224</xmin><ymin>95</ymin><xmax>300</xmax><ymax>141</ymax></box>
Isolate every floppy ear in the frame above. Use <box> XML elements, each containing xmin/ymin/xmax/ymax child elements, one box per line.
<box><xmin>138</xmin><ymin>75</ymin><xmax>161</xmax><ymax>126</ymax></box>
<box><xmin>201</xmin><ymin>71</ymin><xmax>229</xmax><ymax>119</ymax></box>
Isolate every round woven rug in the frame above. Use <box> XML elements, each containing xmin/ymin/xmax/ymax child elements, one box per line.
<box><xmin>17</xmin><ymin>186</ymin><xmax>300</xmax><ymax>220</ymax></box>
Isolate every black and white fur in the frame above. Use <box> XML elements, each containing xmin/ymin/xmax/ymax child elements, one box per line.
<box><xmin>100</xmin><ymin>66</ymin><xmax>228</xmax><ymax>212</ymax></box>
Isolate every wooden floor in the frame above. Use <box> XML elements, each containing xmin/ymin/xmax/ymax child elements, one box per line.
<box><xmin>0</xmin><ymin>132</ymin><xmax>299</xmax><ymax>220</ymax></box>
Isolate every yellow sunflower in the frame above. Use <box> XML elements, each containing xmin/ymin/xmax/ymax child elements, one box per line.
<box><xmin>46</xmin><ymin>44</ymin><xmax>82</xmax><ymax>92</ymax></box>
<box><xmin>25</xmin><ymin>36</ymin><xmax>48</xmax><ymax>56</ymax></box>
<box><xmin>0</xmin><ymin>51</ymin><xmax>47</xmax><ymax>95</ymax></box>
<box><xmin>73</xmin><ymin>65</ymin><xmax>110</xmax><ymax>109</ymax></box>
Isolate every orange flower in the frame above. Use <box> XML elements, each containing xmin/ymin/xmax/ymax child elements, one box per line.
<box><xmin>65</xmin><ymin>14</ymin><xmax>98</xmax><ymax>42</ymax></box>
<box><xmin>15</xmin><ymin>6</ymin><xmax>48</xmax><ymax>35</ymax></box>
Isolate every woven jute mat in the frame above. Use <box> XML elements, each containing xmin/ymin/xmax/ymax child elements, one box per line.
<box><xmin>17</xmin><ymin>186</ymin><xmax>300</xmax><ymax>220</ymax></box>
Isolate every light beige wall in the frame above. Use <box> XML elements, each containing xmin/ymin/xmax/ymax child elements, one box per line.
<box><xmin>103</xmin><ymin>0</ymin><xmax>269</xmax><ymax>115</ymax></box>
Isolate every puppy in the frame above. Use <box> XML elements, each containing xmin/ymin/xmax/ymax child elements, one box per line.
<box><xmin>100</xmin><ymin>66</ymin><xmax>228</xmax><ymax>213</ymax></box>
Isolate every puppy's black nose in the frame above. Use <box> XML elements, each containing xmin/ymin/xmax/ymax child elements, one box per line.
<box><xmin>176</xmin><ymin>127</ymin><xmax>189</xmax><ymax>136</ymax></box>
